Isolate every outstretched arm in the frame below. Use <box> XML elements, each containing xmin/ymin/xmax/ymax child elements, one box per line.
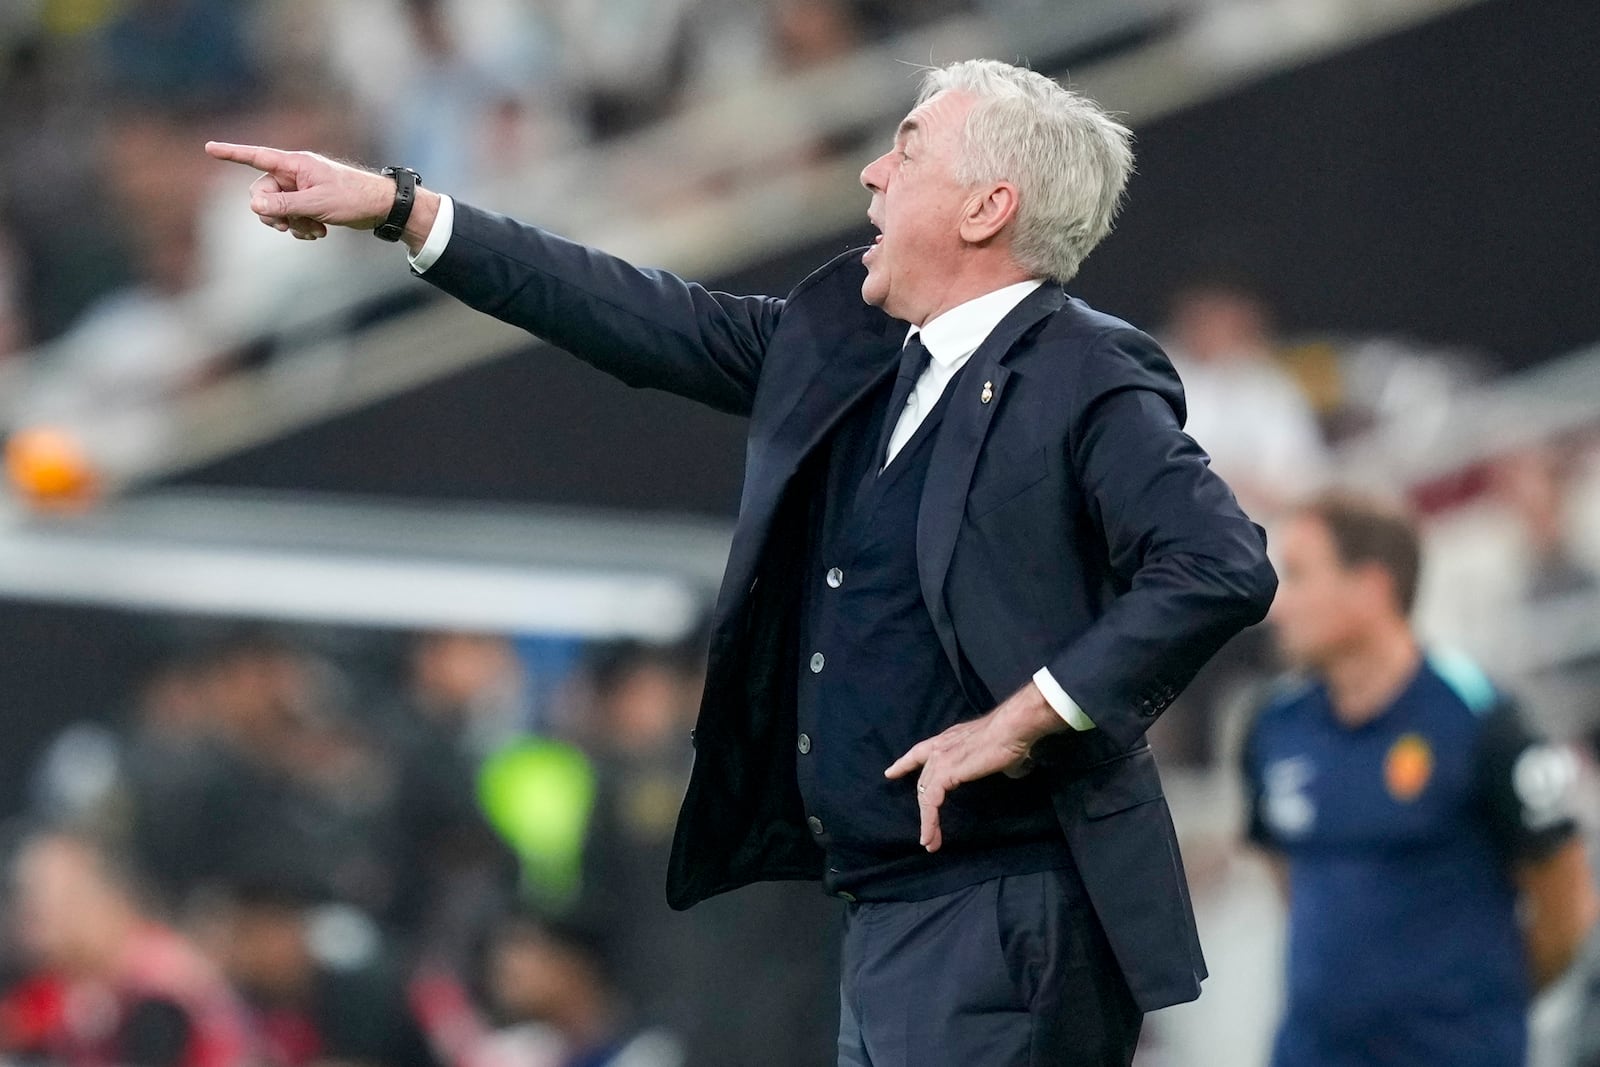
<box><xmin>205</xmin><ymin>143</ymin><xmax>779</xmax><ymax>415</ymax></box>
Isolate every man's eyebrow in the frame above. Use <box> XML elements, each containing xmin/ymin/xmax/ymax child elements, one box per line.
<box><xmin>896</xmin><ymin>117</ymin><xmax>920</xmax><ymax>143</ymax></box>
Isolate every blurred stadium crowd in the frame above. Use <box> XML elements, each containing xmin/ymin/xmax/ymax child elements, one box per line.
<box><xmin>3</xmin><ymin>1</ymin><xmax>1600</xmax><ymax>1065</ymax></box>
<box><xmin>6</xmin><ymin>623</ymin><xmax>844</xmax><ymax>1067</ymax></box>
<box><xmin>0</xmin><ymin>0</ymin><xmax>957</xmax><ymax>382</ymax></box>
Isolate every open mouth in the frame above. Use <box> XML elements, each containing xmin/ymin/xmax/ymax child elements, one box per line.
<box><xmin>864</xmin><ymin>215</ymin><xmax>884</xmax><ymax>264</ymax></box>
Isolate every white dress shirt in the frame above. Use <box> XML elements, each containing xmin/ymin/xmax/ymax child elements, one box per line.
<box><xmin>408</xmin><ymin>194</ymin><xmax>456</xmax><ymax>273</ymax></box>
<box><xmin>408</xmin><ymin>210</ymin><xmax>1093</xmax><ymax>731</ymax></box>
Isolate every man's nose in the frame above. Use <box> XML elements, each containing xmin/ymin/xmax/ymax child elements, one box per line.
<box><xmin>860</xmin><ymin>151</ymin><xmax>889</xmax><ymax>193</ymax></box>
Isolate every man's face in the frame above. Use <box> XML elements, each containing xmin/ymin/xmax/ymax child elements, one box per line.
<box><xmin>859</xmin><ymin>90</ymin><xmax>977</xmax><ymax>324</ymax></box>
<box><xmin>1270</xmin><ymin>515</ymin><xmax>1377</xmax><ymax>670</ymax></box>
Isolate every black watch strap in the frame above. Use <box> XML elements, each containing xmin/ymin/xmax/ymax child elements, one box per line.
<box><xmin>374</xmin><ymin>166</ymin><xmax>422</xmax><ymax>242</ymax></box>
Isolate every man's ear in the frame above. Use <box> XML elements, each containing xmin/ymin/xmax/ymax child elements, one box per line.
<box><xmin>959</xmin><ymin>182</ymin><xmax>1020</xmax><ymax>245</ymax></box>
<box><xmin>1353</xmin><ymin>562</ymin><xmax>1402</xmax><ymax>620</ymax></box>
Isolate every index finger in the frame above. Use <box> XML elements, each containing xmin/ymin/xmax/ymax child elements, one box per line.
<box><xmin>885</xmin><ymin>739</ymin><xmax>932</xmax><ymax>779</ymax></box>
<box><xmin>204</xmin><ymin>141</ymin><xmax>290</xmax><ymax>174</ymax></box>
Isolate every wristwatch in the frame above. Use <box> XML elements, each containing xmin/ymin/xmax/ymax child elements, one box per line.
<box><xmin>374</xmin><ymin>166</ymin><xmax>423</xmax><ymax>242</ymax></box>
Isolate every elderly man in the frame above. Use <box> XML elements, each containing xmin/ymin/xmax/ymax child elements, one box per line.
<box><xmin>208</xmin><ymin>59</ymin><xmax>1276</xmax><ymax>1066</ymax></box>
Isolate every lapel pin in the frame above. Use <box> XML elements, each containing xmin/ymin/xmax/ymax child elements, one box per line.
<box><xmin>980</xmin><ymin>380</ymin><xmax>994</xmax><ymax>404</ymax></box>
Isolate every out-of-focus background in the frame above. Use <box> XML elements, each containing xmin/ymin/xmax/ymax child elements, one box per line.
<box><xmin>0</xmin><ymin>0</ymin><xmax>1597</xmax><ymax>1064</ymax></box>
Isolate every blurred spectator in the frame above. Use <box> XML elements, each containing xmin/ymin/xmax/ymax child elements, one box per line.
<box><xmin>408</xmin><ymin>631</ymin><xmax>531</xmax><ymax>760</ymax></box>
<box><xmin>1152</xmin><ymin>276</ymin><xmax>1325</xmax><ymax>765</ymax></box>
<box><xmin>99</xmin><ymin>0</ymin><xmax>258</xmax><ymax>109</ymax></box>
<box><xmin>771</xmin><ymin>0</ymin><xmax>863</xmax><ymax>72</ymax></box>
<box><xmin>1</xmin><ymin>829</ymin><xmax>254</xmax><ymax>1067</ymax></box>
<box><xmin>197</xmin><ymin>875</ymin><xmax>442</xmax><ymax>1067</ymax></box>
<box><xmin>1164</xmin><ymin>277</ymin><xmax>1328</xmax><ymax>519</ymax></box>
<box><xmin>572</xmin><ymin>640</ymin><xmax>839</xmax><ymax>1067</ymax></box>
<box><xmin>380</xmin><ymin>0</ymin><xmax>523</xmax><ymax>197</ymax></box>
<box><xmin>1491</xmin><ymin>442</ymin><xmax>1600</xmax><ymax>740</ymax></box>
<box><xmin>121</xmin><ymin>630</ymin><xmax>410</xmax><ymax>931</ymax></box>
<box><xmin>569</xmin><ymin>641</ymin><xmax>698</xmax><ymax>1024</ymax></box>
<box><xmin>318</xmin><ymin>0</ymin><xmax>569</xmax><ymax>187</ymax></box>
<box><xmin>385</xmin><ymin>632</ymin><xmax>522</xmax><ymax>963</ymax></box>
<box><xmin>0</xmin><ymin>42</ymin><xmax>137</xmax><ymax>347</ymax></box>
<box><xmin>1498</xmin><ymin>443</ymin><xmax>1600</xmax><ymax>606</ymax></box>
<box><xmin>553</xmin><ymin>0</ymin><xmax>698</xmax><ymax>139</ymax></box>
<box><xmin>16</xmin><ymin>106</ymin><xmax>224</xmax><ymax>468</ymax></box>
<box><xmin>394</xmin><ymin>629</ymin><xmax>584</xmax><ymax>918</ymax></box>
<box><xmin>484</xmin><ymin>910</ymin><xmax>682</xmax><ymax>1067</ymax></box>
<box><xmin>118</xmin><ymin>648</ymin><xmax>249</xmax><ymax>904</ymax></box>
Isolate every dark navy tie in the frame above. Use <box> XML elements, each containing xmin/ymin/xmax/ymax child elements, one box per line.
<box><xmin>877</xmin><ymin>335</ymin><xmax>934</xmax><ymax>470</ymax></box>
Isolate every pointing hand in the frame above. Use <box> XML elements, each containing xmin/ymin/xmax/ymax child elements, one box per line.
<box><xmin>203</xmin><ymin>142</ymin><xmax>424</xmax><ymax>245</ymax></box>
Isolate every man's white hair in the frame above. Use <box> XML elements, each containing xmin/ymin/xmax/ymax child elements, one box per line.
<box><xmin>917</xmin><ymin>59</ymin><xmax>1134</xmax><ymax>284</ymax></box>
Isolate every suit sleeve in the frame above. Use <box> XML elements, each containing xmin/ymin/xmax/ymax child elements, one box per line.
<box><xmin>1044</xmin><ymin>328</ymin><xmax>1278</xmax><ymax>751</ymax></box>
<box><xmin>417</xmin><ymin>201</ymin><xmax>781</xmax><ymax>416</ymax></box>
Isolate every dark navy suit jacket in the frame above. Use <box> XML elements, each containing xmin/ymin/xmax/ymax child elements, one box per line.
<box><xmin>420</xmin><ymin>202</ymin><xmax>1278</xmax><ymax>1011</ymax></box>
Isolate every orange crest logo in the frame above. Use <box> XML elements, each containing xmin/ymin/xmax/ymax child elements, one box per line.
<box><xmin>1385</xmin><ymin>733</ymin><xmax>1434</xmax><ymax>802</ymax></box>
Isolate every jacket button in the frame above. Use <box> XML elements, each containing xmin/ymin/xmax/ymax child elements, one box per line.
<box><xmin>810</xmin><ymin>652</ymin><xmax>825</xmax><ymax>673</ymax></box>
<box><xmin>837</xmin><ymin>891</ymin><xmax>856</xmax><ymax>902</ymax></box>
<box><xmin>826</xmin><ymin>567</ymin><xmax>843</xmax><ymax>588</ymax></box>
<box><xmin>797</xmin><ymin>733</ymin><xmax>812</xmax><ymax>754</ymax></box>
<box><xmin>807</xmin><ymin>816</ymin><xmax>825</xmax><ymax>834</ymax></box>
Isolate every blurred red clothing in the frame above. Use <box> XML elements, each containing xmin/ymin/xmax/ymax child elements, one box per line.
<box><xmin>1</xmin><ymin>924</ymin><xmax>253</xmax><ymax>1067</ymax></box>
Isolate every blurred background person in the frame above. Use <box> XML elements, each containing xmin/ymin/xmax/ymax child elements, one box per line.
<box><xmin>570</xmin><ymin>638</ymin><xmax>839</xmax><ymax>1067</ymax></box>
<box><xmin>2</xmin><ymin>829</ymin><xmax>254</xmax><ymax>1067</ymax></box>
<box><xmin>121</xmin><ymin>628</ymin><xmax>402</xmax><ymax>925</ymax></box>
<box><xmin>197</xmin><ymin>874</ymin><xmax>441</xmax><ymax>1067</ymax></box>
<box><xmin>1148</xmin><ymin>274</ymin><xmax>1330</xmax><ymax>767</ymax></box>
<box><xmin>1164</xmin><ymin>275</ymin><xmax>1329</xmax><ymax>520</ymax></box>
<box><xmin>385</xmin><ymin>631</ymin><xmax>523</xmax><ymax>965</ymax></box>
<box><xmin>1242</xmin><ymin>493</ymin><xmax>1599</xmax><ymax>1066</ymax></box>
<box><xmin>484</xmin><ymin>909</ymin><xmax>682</xmax><ymax>1067</ymax></box>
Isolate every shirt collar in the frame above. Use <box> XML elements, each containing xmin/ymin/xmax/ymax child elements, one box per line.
<box><xmin>905</xmin><ymin>279</ymin><xmax>1045</xmax><ymax>366</ymax></box>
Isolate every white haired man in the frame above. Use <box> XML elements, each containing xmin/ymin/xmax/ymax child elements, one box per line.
<box><xmin>208</xmin><ymin>60</ymin><xmax>1276</xmax><ymax>1066</ymax></box>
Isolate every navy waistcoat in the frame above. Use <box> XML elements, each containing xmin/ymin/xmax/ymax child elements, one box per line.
<box><xmin>794</xmin><ymin>352</ymin><xmax>1071</xmax><ymax>902</ymax></box>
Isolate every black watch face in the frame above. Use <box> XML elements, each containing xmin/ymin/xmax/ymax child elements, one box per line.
<box><xmin>374</xmin><ymin>222</ymin><xmax>402</xmax><ymax>242</ymax></box>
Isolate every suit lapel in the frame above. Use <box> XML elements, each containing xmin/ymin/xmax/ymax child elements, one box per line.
<box><xmin>917</xmin><ymin>284</ymin><xmax>1065</xmax><ymax>687</ymax></box>
<box><xmin>719</xmin><ymin>319</ymin><xmax>904</xmax><ymax>601</ymax></box>
<box><xmin>767</xmin><ymin>322</ymin><xmax>904</xmax><ymax>484</ymax></box>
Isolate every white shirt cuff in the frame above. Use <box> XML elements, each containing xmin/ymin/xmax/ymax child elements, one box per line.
<box><xmin>1032</xmin><ymin>667</ymin><xmax>1096</xmax><ymax>731</ymax></box>
<box><xmin>407</xmin><ymin>193</ymin><xmax>455</xmax><ymax>273</ymax></box>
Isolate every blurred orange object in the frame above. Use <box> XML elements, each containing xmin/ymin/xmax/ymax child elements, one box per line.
<box><xmin>5</xmin><ymin>427</ymin><xmax>99</xmax><ymax>506</ymax></box>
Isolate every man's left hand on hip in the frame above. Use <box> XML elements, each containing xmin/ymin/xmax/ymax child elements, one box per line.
<box><xmin>885</xmin><ymin>681</ymin><xmax>1069</xmax><ymax>852</ymax></box>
